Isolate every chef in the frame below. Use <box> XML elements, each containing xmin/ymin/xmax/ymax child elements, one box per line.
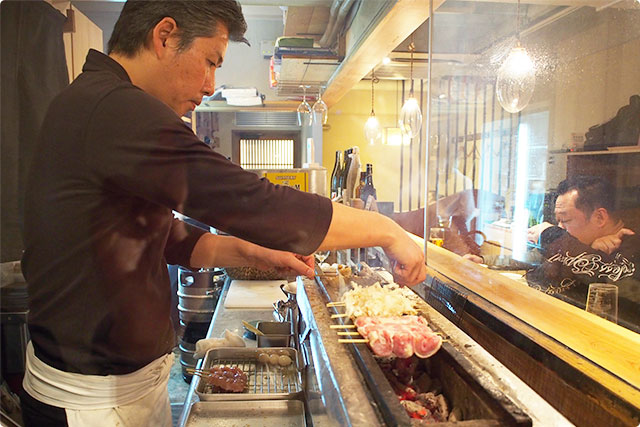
<box><xmin>19</xmin><ymin>1</ymin><xmax>426</xmax><ymax>425</ymax></box>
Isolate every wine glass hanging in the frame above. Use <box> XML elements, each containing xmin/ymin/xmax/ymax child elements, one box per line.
<box><xmin>312</xmin><ymin>86</ymin><xmax>328</xmax><ymax>125</ymax></box>
<box><xmin>297</xmin><ymin>85</ymin><xmax>312</xmax><ymax>127</ymax></box>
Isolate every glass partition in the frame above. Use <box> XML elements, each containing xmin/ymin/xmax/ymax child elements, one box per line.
<box><xmin>424</xmin><ymin>1</ymin><xmax>640</xmax><ymax>333</ymax></box>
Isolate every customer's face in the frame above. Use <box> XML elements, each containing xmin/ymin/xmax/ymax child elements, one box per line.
<box><xmin>159</xmin><ymin>25</ymin><xmax>229</xmax><ymax>116</ymax></box>
<box><xmin>554</xmin><ymin>190</ymin><xmax>600</xmax><ymax>245</ymax></box>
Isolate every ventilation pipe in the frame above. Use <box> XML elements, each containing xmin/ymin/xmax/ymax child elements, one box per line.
<box><xmin>319</xmin><ymin>0</ymin><xmax>356</xmax><ymax>48</ymax></box>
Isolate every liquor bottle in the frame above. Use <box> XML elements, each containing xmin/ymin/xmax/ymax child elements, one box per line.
<box><xmin>329</xmin><ymin>150</ymin><xmax>342</xmax><ymax>199</ymax></box>
<box><xmin>339</xmin><ymin>148</ymin><xmax>353</xmax><ymax>200</ymax></box>
<box><xmin>360</xmin><ymin>163</ymin><xmax>377</xmax><ymax>203</ymax></box>
<box><xmin>354</xmin><ymin>171</ymin><xmax>366</xmax><ymax>199</ymax></box>
<box><xmin>345</xmin><ymin>146</ymin><xmax>361</xmax><ymax>204</ymax></box>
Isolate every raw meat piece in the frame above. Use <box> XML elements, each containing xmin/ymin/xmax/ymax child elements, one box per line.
<box><xmin>354</xmin><ymin>316</ymin><xmax>442</xmax><ymax>359</ymax></box>
<box><xmin>368</xmin><ymin>328</ymin><xmax>393</xmax><ymax>357</ymax></box>
<box><xmin>205</xmin><ymin>366</ymin><xmax>247</xmax><ymax>392</ymax></box>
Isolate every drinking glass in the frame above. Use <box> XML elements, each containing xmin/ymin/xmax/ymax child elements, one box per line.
<box><xmin>585</xmin><ymin>283</ymin><xmax>618</xmax><ymax>323</ymax></box>
<box><xmin>315</xmin><ymin>250</ymin><xmax>331</xmax><ymax>264</ymax></box>
<box><xmin>429</xmin><ymin>227</ymin><xmax>445</xmax><ymax>247</ymax></box>
<box><xmin>312</xmin><ymin>87</ymin><xmax>328</xmax><ymax>125</ymax></box>
<box><xmin>297</xmin><ymin>85</ymin><xmax>312</xmax><ymax>127</ymax></box>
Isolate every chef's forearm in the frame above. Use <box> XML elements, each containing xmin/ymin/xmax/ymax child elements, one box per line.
<box><xmin>317</xmin><ymin>202</ymin><xmax>397</xmax><ymax>251</ymax></box>
<box><xmin>189</xmin><ymin>234</ymin><xmax>256</xmax><ymax>268</ymax></box>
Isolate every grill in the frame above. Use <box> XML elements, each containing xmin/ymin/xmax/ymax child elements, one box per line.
<box><xmin>196</xmin><ymin>348</ymin><xmax>302</xmax><ymax>401</ymax></box>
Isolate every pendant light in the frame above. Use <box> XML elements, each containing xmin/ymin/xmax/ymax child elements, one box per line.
<box><xmin>399</xmin><ymin>35</ymin><xmax>422</xmax><ymax>139</ymax></box>
<box><xmin>496</xmin><ymin>0</ymin><xmax>536</xmax><ymax>113</ymax></box>
<box><xmin>364</xmin><ymin>68</ymin><xmax>382</xmax><ymax>145</ymax></box>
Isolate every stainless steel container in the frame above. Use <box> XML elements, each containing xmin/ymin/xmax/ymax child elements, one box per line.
<box><xmin>184</xmin><ymin>400</ymin><xmax>305</xmax><ymax>427</ymax></box>
<box><xmin>257</xmin><ymin>321</ymin><xmax>292</xmax><ymax>347</ymax></box>
<box><xmin>177</xmin><ymin>267</ymin><xmax>225</xmax><ymax>323</ymax></box>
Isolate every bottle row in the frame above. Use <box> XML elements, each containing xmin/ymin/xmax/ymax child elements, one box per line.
<box><xmin>329</xmin><ymin>147</ymin><xmax>376</xmax><ymax>206</ymax></box>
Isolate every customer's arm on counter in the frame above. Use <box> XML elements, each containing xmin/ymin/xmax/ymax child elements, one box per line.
<box><xmin>525</xmin><ymin>225</ymin><xmax>640</xmax><ymax>331</ymax></box>
<box><xmin>318</xmin><ymin>202</ymin><xmax>427</xmax><ymax>286</ymax></box>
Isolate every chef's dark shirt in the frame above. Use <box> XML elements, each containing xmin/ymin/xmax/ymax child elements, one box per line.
<box><xmin>22</xmin><ymin>49</ymin><xmax>332</xmax><ymax>375</ymax></box>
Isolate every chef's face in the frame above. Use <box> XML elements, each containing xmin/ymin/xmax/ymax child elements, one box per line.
<box><xmin>160</xmin><ymin>26</ymin><xmax>229</xmax><ymax>116</ymax></box>
<box><xmin>554</xmin><ymin>190</ymin><xmax>600</xmax><ymax>245</ymax></box>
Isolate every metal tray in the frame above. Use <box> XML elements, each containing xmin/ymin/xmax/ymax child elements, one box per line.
<box><xmin>185</xmin><ymin>400</ymin><xmax>305</xmax><ymax>427</ymax></box>
<box><xmin>195</xmin><ymin>347</ymin><xmax>302</xmax><ymax>401</ymax></box>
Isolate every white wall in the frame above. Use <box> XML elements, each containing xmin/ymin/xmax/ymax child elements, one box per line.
<box><xmin>215</xmin><ymin>16</ymin><xmax>285</xmax><ymax>101</ymax></box>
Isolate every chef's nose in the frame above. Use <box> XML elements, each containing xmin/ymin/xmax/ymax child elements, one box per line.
<box><xmin>202</xmin><ymin>69</ymin><xmax>215</xmax><ymax>96</ymax></box>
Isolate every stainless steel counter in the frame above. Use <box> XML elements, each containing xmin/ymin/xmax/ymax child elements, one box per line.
<box><xmin>177</xmin><ymin>279</ymin><xmax>275</xmax><ymax>426</ymax></box>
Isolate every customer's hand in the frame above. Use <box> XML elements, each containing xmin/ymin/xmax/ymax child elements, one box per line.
<box><xmin>527</xmin><ymin>222</ymin><xmax>554</xmax><ymax>243</ymax></box>
<box><xmin>463</xmin><ymin>254</ymin><xmax>484</xmax><ymax>264</ymax></box>
<box><xmin>591</xmin><ymin>228</ymin><xmax>635</xmax><ymax>255</ymax></box>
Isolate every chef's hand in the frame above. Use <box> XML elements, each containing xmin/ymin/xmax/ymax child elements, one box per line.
<box><xmin>527</xmin><ymin>222</ymin><xmax>554</xmax><ymax>243</ymax></box>
<box><xmin>250</xmin><ymin>248</ymin><xmax>315</xmax><ymax>278</ymax></box>
<box><xmin>384</xmin><ymin>232</ymin><xmax>426</xmax><ymax>287</ymax></box>
<box><xmin>591</xmin><ymin>228</ymin><xmax>634</xmax><ymax>255</ymax></box>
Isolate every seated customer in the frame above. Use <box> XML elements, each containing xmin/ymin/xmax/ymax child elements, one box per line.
<box><xmin>526</xmin><ymin>176</ymin><xmax>639</xmax><ymax>332</ymax></box>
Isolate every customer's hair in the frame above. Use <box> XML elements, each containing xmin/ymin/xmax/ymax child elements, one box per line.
<box><xmin>107</xmin><ymin>0</ymin><xmax>248</xmax><ymax>56</ymax></box>
<box><xmin>557</xmin><ymin>176</ymin><xmax>616</xmax><ymax>217</ymax></box>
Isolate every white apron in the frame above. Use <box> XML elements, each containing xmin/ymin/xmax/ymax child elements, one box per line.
<box><xmin>23</xmin><ymin>341</ymin><xmax>173</xmax><ymax>427</ymax></box>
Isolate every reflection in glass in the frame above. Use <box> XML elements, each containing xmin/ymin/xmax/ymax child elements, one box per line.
<box><xmin>297</xmin><ymin>85</ymin><xmax>312</xmax><ymax>127</ymax></box>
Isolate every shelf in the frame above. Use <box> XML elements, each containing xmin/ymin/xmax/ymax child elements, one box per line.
<box><xmin>566</xmin><ymin>147</ymin><xmax>640</xmax><ymax>156</ymax></box>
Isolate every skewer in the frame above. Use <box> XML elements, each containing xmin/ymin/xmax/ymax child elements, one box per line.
<box><xmin>330</xmin><ymin>313</ymin><xmax>349</xmax><ymax>318</ymax></box>
<box><xmin>330</xmin><ymin>324</ymin><xmax>357</xmax><ymax>329</ymax></box>
<box><xmin>337</xmin><ymin>331</ymin><xmax>361</xmax><ymax>336</ymax></box>
<box><xmin>338</xmin><ymin>338</ymin><xmax>368</xmax><ymax>343</ymax></box>
<box><xmin>326</xmin><ymin>301</ymin><xmax>346</xmax><ymax>307</ymax></box>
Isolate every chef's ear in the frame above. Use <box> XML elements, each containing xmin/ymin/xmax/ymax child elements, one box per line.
<box><xmin>152</xmin><ymin>17</ymin><xmax>178</xmax><ymax>57</ymax></box>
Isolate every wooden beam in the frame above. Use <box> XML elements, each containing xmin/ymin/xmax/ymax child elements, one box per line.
<box><xmin>323</xmin><ymin>0</ymin><xmax>442</xmax><ymax>107</ymax></box>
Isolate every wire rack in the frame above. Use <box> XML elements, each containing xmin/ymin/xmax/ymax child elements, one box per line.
<box><xmin>196</xmin><ymin>349</ymin><xmax>302</xmax><ymax>401</ymax></box>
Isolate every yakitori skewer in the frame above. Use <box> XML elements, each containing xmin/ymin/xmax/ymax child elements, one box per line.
<box><xmin>326</xmin><ymin>301</ymin><xmax>346</xmax><ymax>307</ymax></box>
<box><xmin>329</xmin><ymin>324</ymin><xmax>357</xmax><ymax>329</ymax></box>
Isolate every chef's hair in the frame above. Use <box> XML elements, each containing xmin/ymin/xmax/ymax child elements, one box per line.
<box><xmin>557</xmin><ymin>176</ymin><xmax>616</xmax><ymax>217</ymax></box>
<box><xmin>107</xmin><ymin>0</ymin><xmax>248</xmax><ymax>56</ymax></box>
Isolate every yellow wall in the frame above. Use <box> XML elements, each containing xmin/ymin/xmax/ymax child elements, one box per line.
<box><xmin>323</xmin><ymin>80</ymin><xmax>426</xmax><ymax>212</ymax></box>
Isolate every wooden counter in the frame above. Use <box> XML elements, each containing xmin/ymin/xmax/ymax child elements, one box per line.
<box><xmin>409</xmin><ymin>234</ymin><xmax>640</xmax><ymax>425</ymax></box>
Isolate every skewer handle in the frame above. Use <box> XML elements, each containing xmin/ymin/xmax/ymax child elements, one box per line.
<box><xmin>326</xmin><ymin>301</ymin><xmax>346</xmax><ymax>307</ymax></box>
<box><xmin>329</xmin><ymin>324</ymin><xmax>357</xmax><ymax>329</ymax></box>
<box><xmin>337</xmin><ymin>331</ymin><xmax>361</xmax><ymax>336</ymax></box>
<box><xmin>330</xmin><ymin>313</ymin><xmax>349</xmax><ymax>318</ymax></box>
<box><xmin>338</xmin><ymin>338</ymin><xmax>368</xmax><ymax>343</ymax></box>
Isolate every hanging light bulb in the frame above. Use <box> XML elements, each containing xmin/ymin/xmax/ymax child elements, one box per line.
<box><xmin>399</xmin><ymin>36</ymin><xmax>422</xmax><ymax>139</ymax></box>
<box><xmin>496</xmin><ymin>44</ymin><xmax>535</xmax><ymax>113</ymax></box>
<box><xmin>364</xmin><ymin>68</ymin><xmax>382</xmax><ymax>145</ymax></box>
<box><xmin>496</xmin><ymin>0</ymin><xmax>536</xmax><ymax>113</ymax></box>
